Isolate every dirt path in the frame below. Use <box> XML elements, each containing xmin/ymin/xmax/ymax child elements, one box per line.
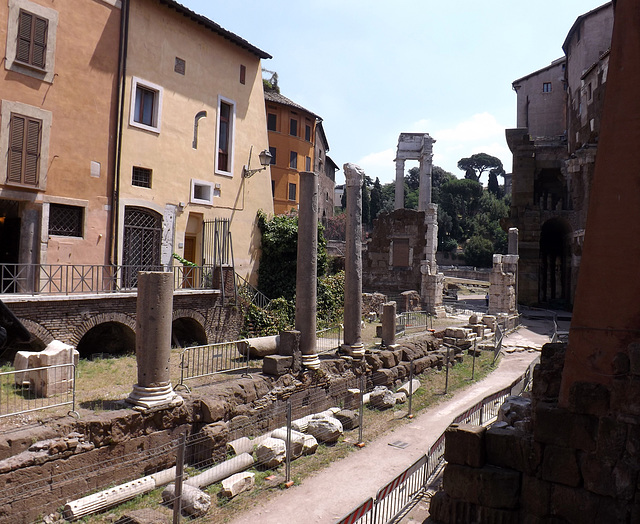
<box><xmin>226</xmin><ymin>320</ymin><xmax>549</xmax><ymax>524</ymax></box>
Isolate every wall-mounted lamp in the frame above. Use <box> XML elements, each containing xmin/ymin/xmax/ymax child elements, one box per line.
<box><xmin>242</xmin><ymin>147</ymin><xmax>272</xmax><ymax>178</ymax></box>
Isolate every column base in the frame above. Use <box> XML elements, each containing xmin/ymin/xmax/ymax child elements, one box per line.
<box><xmin>126</xmin><ymin>384</ymin><xmax>183</xmax><ymax>410</ymax></box>
<box><xmin>341</xmin><ymin>343</ymin><xmax>365</xmax><ymax>358</ymax></box>
<box><xmin>302</xmin><ymin>353</ymin><xmax>321</xmax><ymax>369</ymax></box>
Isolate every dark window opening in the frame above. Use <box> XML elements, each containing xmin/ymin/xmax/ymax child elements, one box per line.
<box><xmin>305</xmin><ymin>124</ymin><xmax>311</xmax><ymax>141</ymax></box>
<box><xmin>218</xmin><ymin>101</ymin><xmax>231</xmax><ymax>172</ymax></box>
<box><xmin>269</xmin><ymin>146</ymin><xmax>277</xmax><ymax>165</ymax></box>
<box><xmin>174</xmin><ymin>57</ymin><xmax>186</xmax><ymax>75</ymax></box>
<box><xmin>288</xmin><ymin>182</ymin><xmax>296</xmax><ymax>201</ymax></box>
<box><xmin>267</xmin><ymin>113</ymin><xmax>277</xmax><ymax>131</ymax></box>
<box><xmin>289</xmin><ymin>151</ymin><xmax>297</xmax><ymax>169</ymax></box>
<box><xmin>49</xmin><ymin>204</ymin><xmax>83</xmax><ymax>237</ymax></box>
<box><xmin>132</xmin><ymin>166</ymin><xmax>152</xmax><ymax>188</ymax></box>
<box><xmin>290</xmin><ymin>119</ymin><xmax>297</xmax><ymax>136</ymax></box>
<box><xmin>240</xmin><ymin>64</ymin><xmax>246</xmax><ymax>84</ymax></box>
<box><xmin>134</xmin><ymin>86</ymin><xmax>156</xmax><ymax>127</ymax></box>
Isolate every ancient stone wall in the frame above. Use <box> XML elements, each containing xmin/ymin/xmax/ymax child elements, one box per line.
<box><xmin>0</xmin><ymin>334</ymin><xmax>446</xmax><ymax>523</ymax></box>
<box><xmin>363</xmin><ymin>209</ymin><xmax>427</xmax><ymax>297</ymax></box>
<box><xmin>430</xmin><ymin>341</ymin><xmax>640</xmax><ymax>523</ymax></box>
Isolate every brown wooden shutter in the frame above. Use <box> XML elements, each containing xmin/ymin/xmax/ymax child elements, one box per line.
<box><xmin>16</xmin><ymin>10</ymin><xmax>48</xmax><ymax>68</ymax></box>
<box><xmin>24</xmin><ymin>118</ymin><xmax>41</xmax><ymax>185</ymax></box>
<box><xmin>16</xmin><ymin>11</ymin><xmax>32</xmax><ymax>64</ymax></box>
<box><xmin>7</xmin><ymin>114</ymin><xmax>41</xmax><ymax>186</ymax></box>
<box><xmin>32</xmin><ymin>16</ymin><xmax>48</xmax><ymax>68</ymax></box>
<box><xmin>7</xmin><ymin>115</ymin><xmax>25</xmax><ymax>183</ymax></box>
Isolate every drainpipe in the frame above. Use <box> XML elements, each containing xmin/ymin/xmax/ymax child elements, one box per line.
<box><xmin>111</xmin><ymin>0</ymin><xmax>130</xmax><ymax>266</ymax></box>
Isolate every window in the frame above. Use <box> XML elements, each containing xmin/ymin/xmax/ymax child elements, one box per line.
<box><xmin>16</xmin><ymin>9</ymin><xmax>47</xmax><ymax>68</ymax></box>
<box><xmin>1</xmin><ymin>100</ymin><xmax>51</xmax><ymax>190</ymax></box>
<box><xmin>290</xmin><ymin>118</ymin><xmax>297</xmax><ymax>136</ymax></box>
<box><xmin>174</xmin><ymin>57</ymin><xmax>185</xmax><ymax>75</ymax></box>
<box><xmin>240</xmin><ymin>64</ymin><xmax>246</xmax><ymax>85</ymax></box>
<box><xmin>216</xmin><ymin>96</ymin><xmax>235</xmax><ymax>175</ymax></box>
<box><xmin>267</xmin><ymin>113</ymin><xmax>277</xmax><ymax>131</ymax></box>
<box><xmin>305</xmin><ymin>124</ymin><xmax>311</xmax><ymax>142</ymax></box>
<box><xmin>49</xmin><ymin>204</ymin><xmax>83</xmax><ymax>237</ymax></box>
<box><xmin>288</xmin><ymin>182</ymin><xmax>296</xmax><ymax>201</ymax></box>
<box><xmin>132</xmin><ymin>166</ymin><xmax>152</xmax><ymax>188</ymax></box>
<box><xmin>289</xmin><ymin>151</ymin><xmax>297</xmax><ymax>169</ymax></box>
<box><xmin>543</xmin><ymin>82</ymin><xmax>552</xmax><ymax>93</ymax></box>
<box><xmin>190</xmin><ymin>179</ymin><xmax>214</xmax><ymax>205</ymax></box>
<box><xmin>130</xmin><ymin>77</ymin><xmax>163</xmax><ymax>133</ymax></box>
<box><xmin>269</xmin><ymin>146</ymin><xmax>277</xmax><ymax>165</ymax></box>
<box><xmin>7</xmin><ymin>113</ymin><xmax>41</xmax><ymax>187</ymax></box>
<box><xmin>5</xmin><ymin>0</ymin><xmax>58</xmax><ymax>82</ymax></box>
<box><xmin>305</xmin><ymin>156</ymin><xmax>311</xmax><ymax>171</ymax></box>
<box><xmin>271</xmin><ymin>180</ymin><xmax>275</xmax><ymax>196</ymax></box>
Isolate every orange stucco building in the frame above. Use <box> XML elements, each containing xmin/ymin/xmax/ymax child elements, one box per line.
<box><xmin>265</xmin><ymin>89</ymin><xmax>318</xmax><ymax>215</ymax></box>
<box><xmin>0</xmin><ymin>0</ymin><xmax>120</xmax><ymax>271</ymax></box>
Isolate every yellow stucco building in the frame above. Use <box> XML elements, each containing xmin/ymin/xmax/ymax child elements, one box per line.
<box><xmin>118</xmin><ymin>0</ymin><xmax>274</xmax><ymax>284</ymax></box>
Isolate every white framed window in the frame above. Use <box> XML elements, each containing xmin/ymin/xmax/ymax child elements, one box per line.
<box><xmin>215</xmin><ymin>95</ymin><xmax>236</xmax><ymax>176</ymax></box>
<box><xmin>129</xmin><ymin>77</ymin><xmax>163</xmax><ymax>133</ymax></box>
<box><xmin>190</xmin><ymin>179</ymin><xmax>214</xmax><ymax>205</ymax></box>
<box><xmin>5</xmin><ymin>0</ymin><xmax>58</xmax><ymax>83</ymax></box>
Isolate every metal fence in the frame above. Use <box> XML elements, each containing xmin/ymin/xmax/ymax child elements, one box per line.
<box><xmin>337</xmin><ymin>357</ymin><xmax>539</xmax><ymax>524</ymax></box>
<box><xmin>0</xmin><ymin>263</ymin><xmax>221</xmax><ymax>295</ymax></box>
<box><xmin>235</xmin><ymin>272</ymin><xmax>271</xmax><ymax>309</ymax></box>
<box><xmin>396</xmin><ymin>311</ymin><xmax>431</xmax><ymax>336</ymax></box>
<box><xmin>316</xmin><ymin>325</ymin><xmax>343</xmax><ymax>355</ymax></box>
<box><xmin>175</xmin><ymin>341</ymin><xmax>250</xmax><ymax>391</ymax></box>
<box><xmin>0</xmin><ymin>363</ymin><xmax>77</xmax><ymax>419</ymax></box>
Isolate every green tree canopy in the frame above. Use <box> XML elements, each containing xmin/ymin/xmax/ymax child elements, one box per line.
<box><xmin>457</xmin><ymin>153</ymin><xmax>505</xmax><ymax>184</ymax></box>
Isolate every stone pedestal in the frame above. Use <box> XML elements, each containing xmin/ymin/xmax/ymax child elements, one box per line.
<box><xmin>381</xmin><ymin>301</ymin><xmax>397</xmax><ymax>348</ymax></box>
<box><xmin>127</xmin><ymin>272</ymin><xmax>181</xmax><ymax>409</ymax></box>
<box><xmin>295</xmin><ymin>171</ymin><xmax>321</xmax><ymax>369</ymax></box>
<box><xmin>342</xmin><ymin>163</ymin><xmax>365</xmax><ymax>358</ymax></box>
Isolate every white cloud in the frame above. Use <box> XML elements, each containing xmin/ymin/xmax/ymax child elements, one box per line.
<box><xmin>349</xmin><ymin>112</ymin><xmax>512</xmax><ymax>185</ymax></box>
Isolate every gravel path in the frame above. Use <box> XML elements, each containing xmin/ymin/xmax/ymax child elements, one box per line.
<box><xmin>227</xmin><ymin>318</ymin><xmax>550</xmax><ymax>524</ymax></box>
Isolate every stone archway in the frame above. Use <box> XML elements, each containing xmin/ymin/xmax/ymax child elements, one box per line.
<box><xmin>74</xmin><ymin>313</ymin><xmax>137</xmax><ymax>359</ymax></box>
<box><xmin>539</xmin><ymin>217</ymin><xmax>572</xmax><ymax>306</ymax></box>
<box><xmin>171</xmin><ymin>309</ymin><xmax>207</xmax><ymax>348</ymax></box>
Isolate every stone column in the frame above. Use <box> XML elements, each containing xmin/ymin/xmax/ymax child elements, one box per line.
<box><xmin>127</xmin><ymin>272</ymin><xmax>182</xmax><ymax>409</ymax></box>
<box><xmin>295</xmin><ymin>171</ymin><xmax>321</xmax><ymax>369</ymax></box>
<box><xmin>342</xmin><ymin>163</ymin><xmax>365</xmax><ymax>358</ymax></box>
<box><xmin>418</xmin><ymin>152</ymin><xmax>433</xmax><ymax>211</ymax></box>
<box><xmin>381</xmin><ymin>301</ymin><xmax>397</xmax><ymax>348</ymax></box>
<box><xmin>394</xmin><ymin>158</ymin><xmax>405</xmax><ymax>210</ymax></box>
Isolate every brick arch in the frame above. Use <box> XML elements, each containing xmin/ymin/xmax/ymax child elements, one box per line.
<box><xmin>172</xmin><ymin>308</ymin><xmax>206</xmax><ymax>327</ymax></box>
<box><xmin>70</xmin><ymin>312</ymin><xmax>136</xmax><ymax>347</ymax></box>
<box><xmin>19</xmin><ymin>319</ymin><xmax>55</xmax><ymax>346</ymax></box>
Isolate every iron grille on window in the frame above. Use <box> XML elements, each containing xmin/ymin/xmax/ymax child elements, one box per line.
<box><xmin>132</xmin><ymin>166</ymin><xmax>152</xmax><ymax>188</ymax></box>
<box><xmin>49</xmin><ymin>204</ymin><xmax>83</xmax><ymax>237</ymax></box>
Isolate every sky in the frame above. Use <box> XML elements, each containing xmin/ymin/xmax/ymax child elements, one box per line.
<box><xmin>180</xmin><ymin>0</ymin><xmax>608</xmax><ymax>185</ymax></box>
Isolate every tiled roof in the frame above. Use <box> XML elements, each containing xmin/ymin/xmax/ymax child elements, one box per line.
<box><xmin>264</xmin><ymin>90</ymin><xmax>320</xmax><ymax>119</ymax></box>
<box><xmin>159</xmin><ymin>0</ymin><xmax>271</xmax><ymax>59</ymax></box>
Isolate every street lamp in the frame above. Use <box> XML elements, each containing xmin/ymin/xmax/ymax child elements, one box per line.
<box><xmin>243</xmin><ymin>147</ymin><xmax>272</xmax><ymax>178</ymax></box>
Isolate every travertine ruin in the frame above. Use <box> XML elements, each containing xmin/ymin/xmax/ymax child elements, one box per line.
<box><xmin>394</xmin><ymin>132</ymin><xmax>435</xmax><ymax>210</ymax></box>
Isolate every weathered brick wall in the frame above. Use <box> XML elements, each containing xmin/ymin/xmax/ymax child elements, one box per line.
<box><xmin>4</xmin><ymin>290</ymin><xmax>243</xmax><ymax>352</ymax></box>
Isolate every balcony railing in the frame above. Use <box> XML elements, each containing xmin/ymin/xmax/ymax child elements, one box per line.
<box><xmin>0</xmin><ymin>263</ymin><xmax>220</xmax><ymax>296</ymax></box>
